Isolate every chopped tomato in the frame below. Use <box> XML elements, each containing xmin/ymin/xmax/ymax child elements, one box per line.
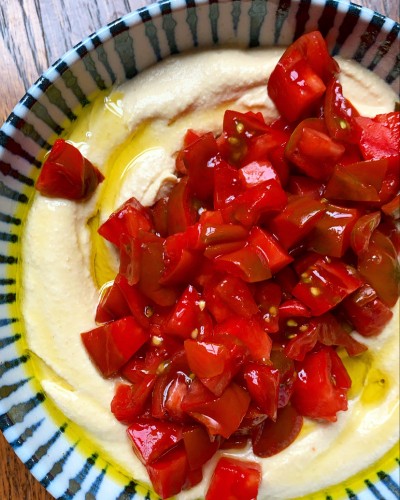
<box><xmin>95</xmin><ymin>279</ymin><xmax>131</xmax><ymax>324</ymax></box>
<box><xmin>206</xmin><ymin>457</ymin><xmax>262</xmax><ymax>500</ymax></box>
<box><xmin>36</xmin><ymin>139</ymin><xmax>104</xmax><ymax>200</ymax></box>
<box><xmin>291</xmin><ymin>347</ymin><xmax>351</xmax><ymax>421</ymax></box>
<box><xmin>111</xmin><ymin>376</ymin><xmax>155</xmax><ymax>424</ymax></box>
<box><xmin>251</xmin><ymin>403</ymin><xmax>303</xmax><ymax>457</ymax></box>
<box><xmin>243</xmin><ymin>361</ymin><xmax>280</xmax><ymax>420</ymax></box>
<box><xmin>350</xmin><ymin>212</ymin><xmax>381</xmax><ymax>255</ymax></box>
<box><xmin>183</xmin><ymin>426</ymin><xmax>220</xmax><ymax>470</ymax></box>
<box><xmin>81</xmin><ymin>316</ymin><xmax>149</xmax><ymax>377</ymax></box>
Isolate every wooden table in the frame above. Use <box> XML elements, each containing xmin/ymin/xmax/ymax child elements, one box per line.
<box><xmin>0</xmin><ymin>0</ymin><xmax>398</xmax><ymax>498</ymax></box>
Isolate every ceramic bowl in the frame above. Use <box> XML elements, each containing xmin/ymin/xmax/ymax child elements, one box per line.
<box><xmin>0</xmin><ymin>0</ymin><xmax>399</xmax><ymax>498</ymax></box>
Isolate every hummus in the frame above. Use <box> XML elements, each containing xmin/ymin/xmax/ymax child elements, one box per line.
<box><xmin>21</xmin><ymin>48</ymin><xmax>399</xmax><ymax>499</ymax></box>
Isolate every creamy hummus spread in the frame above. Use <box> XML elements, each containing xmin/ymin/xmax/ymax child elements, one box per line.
<box><xmin>21</xmin><ymin>48</ymin><xmax>399</xmax><ymax>499</ymax></box>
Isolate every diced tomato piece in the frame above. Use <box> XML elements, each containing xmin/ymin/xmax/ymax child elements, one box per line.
<box><xmin>115</xmin><ymin>273</ymin><xmax>152</xmax><ymax>328</ymax></box>
<box><xmin>323</xmin><ymin>78</ymin><xmax>360</xmax><ymax>143</ymax></box>
<box><xmin>213</xmin><ymin>243</ymin><xmax>272</xmax><ymax>283</ymax></box>
<box><xmin>270</xmin><ymin>346</ymin><xmax>297</xmax><ymax>408</ymax></box>
<box><xmin>381</xmin><ymin>194</ymin><xmax>400</xmax><ymax>219</ymax></box>
<box><xmin>239</xmin><ymin>160</ymin><xmax>280</xmax><ymax>187</ymax></box>
<box><xmin>350</xmin><ymin>212</ymin><xmax>381</xmax><ymax>255</ymax></box>
<box><xmin>182</xmin><ymin>380</ymin><xmax>251</xmax><ymax>438</ymax></box>
<box><xmin>183</xmin><ymin>426</ymin><xmax>220</xmax><ymax>471</ymax></box>
<box><xmin>146</xmin><ymin>443</ymin><xmax>189</xmax><ymax>498</ymax></box>
<box><xmin>268</xmin><ymin>196</ymin><xmax>326</xmax><ymax>249</ymax></box>
<box><xmin>325</xmin><ymin>159</ymin><xmax>388</xmax><ymax>202</ymax></box>
<box><xmin>292</xmin><ymin>256</ymin><xmax>363</xmax><ymax>315</ymax></box>
<box><xmin>251</xmin><ymin>404</ymin><xmax>303</xmax><ymax>457</ymax></box>
<box><xmin>119</xmin><ymin>237</ymin><xmax>142</xmax><ymax>285</ymax></box>
<box><xmin>151</xmin><ymin>196</ymin><xmax>169</xmax><ymax>237</ymax></box>
<box><xmin>284</xmin><ymin>322</ymin><xmax>319</xmax><ymax>361</ymax></box>
<box><xmin>95</xmin><ymin>279</ymin><xmax>131</xmax><ymax>324</ymax></box>
<box><xmin>358</xmin><ymin>230</ymin><xmax>400</xmax><ymax>307</ymax></box>
<box><xmin>355</xmin><ymin>112</ymin><xmax>400</xmax><ymax>161</ymax></box>
<box><xmin>184</xmin><ymin>336</ymin><xmax>248</xmax><ymax>396</ymax></box>
<box><xmin>164</xmin><ymin>285</ymin><xmax>203</xmax><ymax>339</ymax></box>
<box><xmin>213</xmin><ymin>159</ymin><xmax>243</xmax><ymax>209</ymax></box>
<box><xmin>248</xmin><ymin>226</ymin><xmax>293</xmax><ymax>274</ymax></box>
<box><xmin>214</xmin><ymin>316</ymin><xmax>272</xmax><ymax>363</ymax></box>
<box><xmin>36</xmin><ymin>139</ymin><xmax>104</xmax><ymax>200</ymax></box>
<box><xmin>314</xmin><ymin>313</ymin><xmax>367</xmax><ymax>356</ymax></box>
<box><xmin>342</xmin><ymin>284</ymin><xmax>394</xmax><ymax>336</ymax></box>
<box><xmin>214</xmin><ymin>275</ymin><xmax>259</xmax><ymax>318</ymax></box>
<box><xmin>307</xmin><ymin>203</ymin><xmax>361</xmax><ymax>258</ymax></box>
<box><xmin>81</xmin><ymin>316</ymin><xmax>149</xmax><ymax>377</ymax></box>
<box><xmin>287</xmin><ymin>175</ymin><xmax>325</xmax><ymax>198</ymax></box>
<box><xmin>167</xmin><ymin>177</ymin><xmax>198</xmax><ymax>235</ymax></box>
<box><xmin>111</xmin><ymin>376</ymin><xmax>156</xmax><ymax>424</ymax></box>
<box><xmin>254</xmin><ymin>281</ymin><xmax>282</xmax><ymax>333</ymax></box>
<box><xmin>291</xmin><ymin>347</ymin><xmax>351</xmax><ymax>422</ymax></box>
<box><xmin>285</xmin><ymin>118</ymin><xmax>345</xmax><ymax>180</ymax></box>
<box><xmin>126</xmin><ymin>418</ymin><xmax>183</xmax><ymax>465</ymax></box>
<box><xmin>243</xmin><ymin>361</ymin><xmax>279</xmax><ymax>420</ymax></box>
<box><xmin>279</xmin><ymin>299</ymin><xmax>312</xmax><ymax>320</ymax></box>
<box><xmin>206</xmin><ymin>457</ymin><xmax>262</xmax><ymax>500</ymax></box>
<box><xmin>98</xmin><ymin>197</ymin><xmax>153</xmax><ymax>248</ymax></box>
<box><xmin>222</xmin><ymin>179</ymin><xmax>287</xmax><ymax>227</ymax></box>
<box><xmin>184</xmin><ymin>132</ymin><xmax>219</xmax><ymax>201</ymax></box>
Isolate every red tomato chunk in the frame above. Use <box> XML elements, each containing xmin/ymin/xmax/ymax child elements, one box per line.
<box><xmin>77</xmin><ymin>31</ymin><xmax>399</xmax><ymax>499</ymax></box>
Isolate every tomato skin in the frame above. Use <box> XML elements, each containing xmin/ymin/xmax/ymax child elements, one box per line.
<box><xmin>206</xmin><ymin>457</ymin><xmax>262</xmax><ymax>500</ymax></box>
<box><xmin>243</xmin><ymin>361</ymin><xmax>280</xmax><ymax>420</ymax></box>
<box><xmin>115</xmin><ymin>273</ymin><xmax>151</xmax><ymax>328</ymax></box>
<box><xmin>111</xmin><ymin>376</ymin><xmax>156</xmax><ymax>424</ymax></box>
<box><xmin>357</xmin><ymin>231</ymin><xmax>400</xmax><ymax>308</ymax></box>
<box><xmin>381</xmin><ymin>194</ymin><xmax>400</xmax><ymax>219</ymax></box>
<box><xmin>167</xmin><ymin>177</ymin><xmax>198</xmax><ymax>235</ymax></box>
<box><xmin>81</xmin><ymin>316</ymin><xmax>149</xmax><ymax>377</ymax></box>
<box><xmin>98</xmin><ymin>197</ymin><xmax>153</xmax><ymax>248</ymax></box>
<box><xmin>164</xmin><ymin>285</ymin><xmax>203</xmax><ymax>339</ymax></box>
<box><xmin>291</xmin><ymin>347</ymin><xmax>350</xmax><ymax>422</ymax></box>
<box><xmin>268</xmin><ymin>196</ymin><xmax>326</xmax><ymax>249</ymax></box>
<box><xmin>183</xmin><ymin>426</ymin><xmax>220</xmax><ymax>470</ymax></box>
<box><xmin>285</xmin><ymin>118</ymin><xmax>345</xmax><ymax>180</ymax></box>
<box><xmin>146</xmin><ymin>443</ymin><xmax>189</xmax><ymax>499</ymax></box>
<box><xmin>126</xmin><ymin>419</ymin><xmax>183</xmax><ymax>465</ymax></box>
<box><xmin>342</xmin><ymin>284</ymin><xmax>394</xmax><ymax>337</ymax></box>
<box><xmin>182</xmin><ymin>380</ymin><xmax>251</xmax><ymax>438</ymax></box>
<box><xmin>292</xmin><ymin>256</ymin><xmax>363</xmax><ymax>316</ymax></box>
<box><xmin>95</xmin><ymin>279</ymin><xmax>131</xmax><ymax>324</ymax></box>
<box><xmin>251</xmin><ymin>403</ymin><xmax>303</xmax><ymax>457</ymax></box>
<box><xmin>355</xmin><ymin>112</ymin><xmax>400</xmax><ymax>161</ymax></box>
<box><xmin>350</xmin><ymin>212</ymin><xmax>381</xmax><ymax>256</ymax></box>
<box><xmin>36</xmin><ymin>139</ymin><xmax>104</xmax><ymax>200</ymax></box>
<box><xmin>248</xmin><ymin>226</ymin><xmax>293</xmax><ymax>274</ymax></box>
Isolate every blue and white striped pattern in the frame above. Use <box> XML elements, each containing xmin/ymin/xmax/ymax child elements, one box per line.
<box><xmin>0</xmin><ymin>0</ymin><xmax>399</xmax><ymax>498</ymax></box>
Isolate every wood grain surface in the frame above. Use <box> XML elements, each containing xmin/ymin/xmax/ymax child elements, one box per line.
<box><xmin>0</xmin><ymin>0</ymin><xmax>398</xmax><ymax>499</ymax></box>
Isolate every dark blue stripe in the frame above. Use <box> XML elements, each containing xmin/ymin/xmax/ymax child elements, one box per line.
<box><xmin>109</xmin><ymin>20</ymin><xmax>138</xmax><ymax>79</ymax></box>
<box><xmin>75</xmin><ymin>43</ymin><xmax>107</xmax><ymax>91</ymax></box>
<box><xmin>9</xmin><ymin>419</ymin><xmax>44</xmax><ymax>448</ymax></box>
<box><xmin>52</xmin><ymin>61</ymin><xmax>90</xmax><ymax>108</ymax></box>
<box><xmin>0</xmin><ymin>293</ymin><xmax>16</xmax><ymax>304</ymax></box>
<box><xmin>90</xmin><ymin>34</ymin><xmax>117</xmax><ymax>84</ymax></box>
<box><xmin>85</xmin><ymin>467</ymin><xmax>107</xmax><ymax>499</ymax></box>
<box><xmin>377</xmin><ymin>470</ymin><xmax>400</xmax><ymax>497</ymax></box>
<box><xmin>368</xmin><ymin>23</ymin><xmax>400</xmax><ymax>71</ymax></box>
<box><xmin>139</xmin><ymin>8</ymin><xmax>162</xmax><ymax>61</ymax></box>
<box><xmin>209</xmin><ymin>0</ymin><xmax>219</xmax><ymax>45</ymax></box>
<box><xmin>385</xmin><ymin>56</ymin><xmax>400</xmax><ymax>85</ymax></box>
<box><xmin>0</xmin><ymin>317</ymin><xmax>17</xmax><ymax>327</ymax></box>
<box><xmin>231</xmin><ymin>0</ymin><xmax>241</xmax><ymax>35</ymax></box>
<box><xmin>365</xmin><ymin>479</ymin><xmax>386</xmax><ymax>500</ymax></box>
<box><xmin>40</xmin><ymin>445</ymin><xmax>76</xmax><ymax>489</ymax></box>
<box><xmin>0</xmin><ymin>179</ymin><xmax>30</xmax><ymax>202</ymax></box>
<box><xmin>332</xmin><ymin>3</ymin><xmax>361</xmax><ymax>55</ymax></box>
<box><xmin>353</xmin><ymin>13</ymin><xmax>386</xmax><ymax>62</ymax></box>
<box><xmin>0</xmin><ymin>131</ymin><xmax>41</xmax><ymax>169</ymax></box>
<box><xmin>25</xmin><ymin>424</ymin><xmax>68</xmax><ymax>470</ymax></box>
<box><xmin>294</xmin><ymin>0</ymin><xmax>311</xmax><ymax>41</ymax></box>
<box><xmin>317</xmin><ymin>0</ymin><xmax>339</xmax><ymax>38</ymax></box>
<box><xmin>0</xmin><ymin>213</ymin><xmax>21</xmax><ymax>226</ymax></box>
<box><xmin>185</xmin><ymin>0</ymin><xmax>198</xmax><ymax>46</ymax></box>
<box><xmin>60</xmin><ymin>453</ymin><xmax>98</xmax><ymax>500</ymax></box>
<box><xmin>0</xmin><ymin>255</ymin><xmax>18</xmax><ymax>264</ymax></box>
<box><xmin>35</xmin><ymin>75</ymin><xmax>78</xmax><ymax>121</ymax></box>
<box><xmin>6</xmin><ymin>112</ymin><xmax>52</xmax><ymax>151</ymax></box>
<box><xmin>249</xmin><ymin>0</ymin><xmax>268</xmax><ymax>47</ymax></box>
<box><xmin>345</xmin><ymin>488</ymin><xmax>358</xmax><ymax>499</ymax></box>
<box><xmin>0</xmin><ymin>354</ymin><xmax>29</xmax><ymax>379</ymax></box>
<box><xmin>19</xmin><ymin>94</ymin><xmax>64</xmax><ymax>135</ymax></box>
<box><xmin>275</xmin><ymin>0</ymin><xmax>291</xmax><ymax>44</ymax></box>
<box><xmin>160</xmin><ymin>0</ymin><xmax>179</xmax><ymax>55</ymax></box>
<box><xmin>0</xmin><ymin>392</ymin><xmax>45</xmax><ymax>430</ymax></box>
<box><xmin>0</xmin><ymin>232</ymin><xmax>18</xmax><ymax>243</ymax></box>
<box><xmin>0</xmin><ymin>333</ymin><xmax>21</xmax><ymax>350</ymax></box>
<box><xmin>0</xmin><ymin>378</ymin><xmax>30</xmax><ymax>399</ymax></box>
<box><xmin>116</xmin><ymin>481</ymin><xmax>138</xmax><ymax>499</ymax></box>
